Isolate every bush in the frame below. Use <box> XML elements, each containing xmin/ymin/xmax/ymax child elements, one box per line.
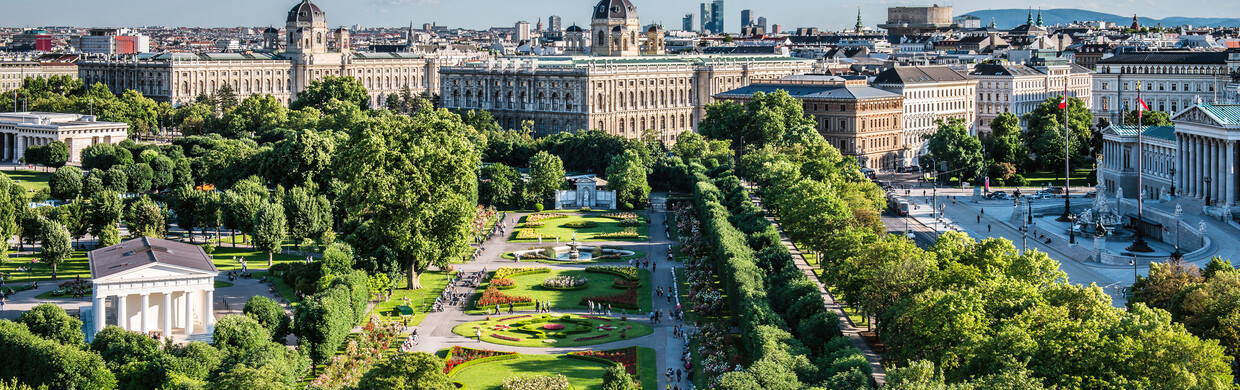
<box><xmin>618</xmin><ymin>219</ymin><xmax>641</xmax><ymax>227</ymax></box>
<box><xmin>533</xmin><ymin>203</ymin><xmax>544</xmax><ymax>212</ymax></box>
<box><xmin>502</xmin><ymin>374</ymin><xmax>570</xmax><ymax>390</ymax></box>
<box><xmin>243</xmin><ymin>296</ymin><xmax>290</xmax><ymax>341</ymax></box>
<box><xmin>562</xmin><ymin>221</ymin><xmax>599</xmax><ymax>229</ymax></box>
<box><xmin>1009</xmin><ymin>174</ymin><xmax>1028</xmax><ymax>186</ymax></box>
<box><xmin>622</xmin><ymin>202</ymin><xmax>633</xmax><ymax>210</ymax></box>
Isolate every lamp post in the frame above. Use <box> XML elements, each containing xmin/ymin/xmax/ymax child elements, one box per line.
<box><xmin>1173</xmin><ymin>204</ymin><xmax>1183</xmax><ymax>260</ymax></box>
<box><xmin>1169</xmin><ymin>168</ymin><xmax>1176</xmax><ymax>197</ymax></box>
<box><xmin>1205</xmin><ymin>176</ymin><xmax>1213</xmax><ymax>207</ymax></box>
<box><xmin>1129</xmin><ymin>255</ymin><xmax>1138</xmax><ymax>283</ymax></box>
<box><xmin>1058</xmin><ymin>80</ymin><xmax>1073</xmax><ymax>223</ymax></box>
<box><xmin>1068</xmin><ymin>213</ymin><xmax>1076</xmax><ymax>244</ymax></box>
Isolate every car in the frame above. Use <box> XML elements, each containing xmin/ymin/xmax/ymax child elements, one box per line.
<box><xmin>899</xmin><ymin>165</ymin><xmax>922</xmax><ymax>173</ymax></box>
<box><xmin>1084</xmin><ymin>191</ymin><xmax>1097</xmax><ymax>198</ymax></box>
<box><xmin>1047</xmin><ymin>187</ymin><xmax>1065</xmax><ymax>194</ymax></box>
<box><xmin>988</xmin><ymin>191</ymin><xmax>1008</xmax><ymax>199</ymax></box>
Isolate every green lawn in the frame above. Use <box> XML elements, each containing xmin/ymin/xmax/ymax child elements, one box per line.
<box><xmin>450</xmin><ymin>353</ymin><xmax>612</xmax><ymax>390</ymax></box>
<box><xmin>637</xmin><ymin>347</ymin><xmax>657</xmax><ymax>390</ymax></box>
<box><xmin>251</xmin><ymin>270</ymin><xmax>300</xmax><ymax>308</ymax></box>
<box><xmin>467</xmin><ymin>268</ymin><xmax>652</xmax><ymax>314</ymax></box>
<box><xmin>3</xmin><ymin>170</ymin><xmax>52</xmax><ymax>192</ymax></box>
<box><xmin>451</xmin><ymin>313</ymin><xmax>653</xmax><ymax>348</ymax></box>
<box><xmin>509</xmin><ymin>214</ymin><xmax>650</xmax><ymax>242</ymax></box>
<box><xmin>370</xmin><ymin>270</ymin><xmax>454</xmax><ymax>326</ymax></box>
<box><xmin>207</xmin><ymin>245</ymin><xmax>313</xmax><ymax>271</ymax></box>
<box><xmin>1</xmin><ymin>250</ymin><xmax>91</xmax><ymax>283</ymax></box>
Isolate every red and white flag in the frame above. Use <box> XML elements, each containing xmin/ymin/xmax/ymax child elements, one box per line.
<box><xmin>1137</xmin><ymin>98</ymin><xmax>1150</xmax><ymax>113</ymax></box>
<box><xmin>1058</xmin><ymin>95</ymin><xmax>1067</xmax><ymax>109</ymax></box>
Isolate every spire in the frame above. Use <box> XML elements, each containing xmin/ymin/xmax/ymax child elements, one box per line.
<box><xmin>1027</xmin><ymin>9</ymin><xmax>1033</xmax><ymax>26</ymax></box>
<box><xmin>1036</xmin><ymin>9</ymin><xmax>1043</xmax><ymax>27</ymax></box>
<box><xmin>988</xmin><ymin>17</ymin><xmax>996</xmax><ymax>28</ymax></box>
<box><xmin>855</xmin><ymin>5</ymin><xmax>864</xmax><ymax>32</ymax></box>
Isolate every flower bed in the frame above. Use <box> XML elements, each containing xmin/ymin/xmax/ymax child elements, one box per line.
<box><xmin>542</xmin><ymin>323</ymin><xmax>565</xmax><ymax>330</ymax></box>
<box><xmin>518</xmin><ymin>222</ymin><xmax>544</xmax><ymax>228</ymax></box>
<box><xmin>579</xmin><ymin>287</ymin><xmax>638</xmax><ymax>309</ymax></box>
<box><xmin>569</xmin><ymin>347</ymin><xmax>639</xmax><ymax>375</ymax></box>
<box><xmin>574</xmin><ymin>334</ymin><xmax>610</xmax><ymax>342</ymax></box>
<box><xmin>492</xmin><ymin>334</ymin><xmax>521</xmax><ymax>341</ymax></box>
<box><xmin>499</xmin><ymin>315</ymin><xmax>531</xmax><ymax>322</ymax></box>
<box><xmin>601</xmin><ymin>212</ymin><xmax>638</xmax><ymax>220</ymax></box>
<box><xmin>494</xmin><ymin>267</ymin><xmax>550</xmax><ymax>279</ymax></box>
<box><xmin>526</xmin><ymin>213</ymin><xmax>568</xmax><ymax>223</ymax></box>
<box><xmin>491</xmin><ymin>277</ymin><xmax>516</xmax><ymax>289</ymax></box>
<box><xmin>477</xmin><ymin>287</ymin><xmax>534</xmax><ymax>307</ymax></box>
<box><xmin>594</xmin><ymin>227</ymin><xmax>640</xmax><ymax>239</ymax></box>
<box><xmin>618</xmin><ymin>219</ymin><xmax>642</xmax><ymax>227</ymax></box>
<box><xmin>515</xmin><ymin>228</ymin><xmax>556</xmax><ymax>240</ymax></box>
<box><xmin>541</xmin><ymin>275</ymin><xmax>588</xmax><ymax>290</ymax></box>
<box><xmin>444</xmin><ymin>346</ymin><xmax>518</xmax><ymax>374</ymax></box>
<box><xmin>308</xmin><ymin>315</ymin><xmax>404</xmax><ymax>389</ymax></box>
<box><xmin>612</xmin><ymin>278</ymin><xmax>641</xmax><ymax>289</ymax></box>
<box><xmin>49</xmin><ymin>280</ymin><xmax>93</xmax><ymax>296</ymax></box>
<box><xmin>586</xmin><ymin>266</ymin><xmax>639</xmax><ymax>281</ymax></box>
<box><xmin>582</xmin><ymin>315</ymin><xmax>613</xmax><ymax>322</ymax></box>
<box><xmin>502</xmin><ymin>374</ymin><xmax>570</xmax><ymax>390</ymax></box>
<box><xmin>561</xmin><ymin>220</ymin><xmax>599</xmax><ymax>228</ymax></box>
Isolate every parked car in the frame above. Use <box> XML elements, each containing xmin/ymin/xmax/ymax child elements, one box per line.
<box><xmin>1047</xmin><ymin>187</ymin><xmax>1065</xmax><ymax>194</ymax></box>
<box><xmin>1084</xmin><ymin>191</ymin><xmax>1097</xmax><ymax>198</ymax></box>
<box><xmin>899</xmin><ymin>165</ymin><xmax>922</xmax><ymax>173</ymax></box>
<box><xmin>988</xmin><ymin>191</ymin><xmax>1008</xmax><ymax>200</ymax></box>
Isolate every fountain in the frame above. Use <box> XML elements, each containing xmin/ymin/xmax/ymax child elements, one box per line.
<box><xmin>566</xmin><ymin>240</ymin><xmax>581</xmax><ymax>260</ymax></box>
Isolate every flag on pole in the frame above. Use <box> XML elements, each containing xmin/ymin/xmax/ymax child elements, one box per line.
<box><xmin>1137</xmin><ymin>98</ymin><xmax>1149</xmax><ymax>115</ymax></box>
<box><xmin>1058</xmin><ymin>95</ymin><xmax>1067</xmax><ymax>109</ymax></box>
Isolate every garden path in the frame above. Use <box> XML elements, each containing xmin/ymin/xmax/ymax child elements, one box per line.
<box><xmin>408</xmin><ymin>195</ymin><xmax>692</xmax><ymax>389</ymax></box>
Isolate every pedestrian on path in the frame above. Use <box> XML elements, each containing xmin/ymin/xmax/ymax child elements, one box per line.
<box><xmin>677</xmin><ymin>369</ymin><xmax>682</xmax><ymax>382</ymax></box>
<box><xmin>476</xmin><ymin>328</ymin><xmax>482</xmax><ymax>341</ymax></box>
<box><xmin>977</xmin><ymin>215</ymin><xmax>981</xmax><ymax>223</ymax></box>
<box><xmin>988</xmin><ymin>224</ymin><xmax>992</xmax><ymax>232</ymax></box>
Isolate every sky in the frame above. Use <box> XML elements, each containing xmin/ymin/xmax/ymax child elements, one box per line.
<box><xmin>0</xmin><ymin>0</ymin><xmax>1234</xmax><ymax>31</ymax></box>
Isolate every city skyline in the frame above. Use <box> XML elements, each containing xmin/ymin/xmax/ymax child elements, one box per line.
<box><xmin>1</xmin><ymin>0</ymin><xmax>1235</xmax><ymax>32</ymax></box>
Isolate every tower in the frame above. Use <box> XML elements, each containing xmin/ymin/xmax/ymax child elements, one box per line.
<box><xmin>591</xmin><ymin>0</ymin><xmax>641</xmax><ymax>57</ymax></box>
<box><xmin>1026</xmin><ymin>9</ymin><xmax>1033</xmax><ymax>26</ymax></box>
<box><xmin>263</xmin><ymin>27</ymin><xmax>280</xmax><ymax>51</ymax></box>
<box><xmin>285</xmin><ymin>0</ymin><xmax>328</xmax><ymax>54</ymax></box>
<box><xmin>1131</xmin><ymin>14</ymin><xmax>1140</xmax><ymax>30</ymax></box>
<box><xmin>855</xmin><ymin>6</ymin><xmax>864</xmax><ymax>32</ymax></box>
<box><xmin>333</xmin><ymin>27</ymin><xmax>350</xmax><ymax>52</ymax></box>
<box><xmin>645</xmin><ymin>25</ymin><xmax>665</xmax><ymax>55</ymax></box>
<box><xmin>565</xmin><ymin>25</ymin><xmax>588</xmax><ymax>53</ymax></box>
<box><xmin>1036</xmin><ymin>9</ymin><xmax>1044</xmax><ymax>27</ymax></box>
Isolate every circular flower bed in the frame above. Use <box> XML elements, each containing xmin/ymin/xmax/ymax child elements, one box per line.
<box><xmin>542</xmin><ymin>323</ymin><xmax>566</xmax><ymax>330</ymax></box>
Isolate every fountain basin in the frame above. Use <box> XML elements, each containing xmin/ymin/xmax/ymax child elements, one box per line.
<box><xmin>511</xmin><ymin>246</ymin><xmax>635</xmax><ymax>262</ymax></box>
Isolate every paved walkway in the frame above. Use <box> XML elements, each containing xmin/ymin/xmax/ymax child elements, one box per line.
<box><xmin>407</xmin><ymin>193</ymin><xmax>691</xmax><ymax>389</ymax></box>
<box><xmin>745</xmin><ymin>184</ymin><xmax>887</xmax><ymax>386</ymax></box>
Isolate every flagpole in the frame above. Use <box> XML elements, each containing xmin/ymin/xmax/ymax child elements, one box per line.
<box><xmin>1059</xmin><ymin>75</ymin><xmax>1073</xmax><ymax>224</ymax></box>
<box><xmin>1128</xmin><ymin>82</ymin><xmax>1153</xmax><ymax>252</ymax></box>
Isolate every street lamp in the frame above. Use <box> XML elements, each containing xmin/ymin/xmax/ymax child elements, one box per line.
<box><xmin>1129</xmin><ymin>255</ymin><xmax>1138</xmax><ymax>283</ymax></box>
<box><xmin>1068</xmin><ymin>213</ymin><xmax>1076</xmax><ymax>244</ymax></box>
<box><xmin>1172</xmin><ymin>204</ymin><xmax>1184</xmax><ymax>260</ymax></box>
<box><xmin>1170</xmin><ymin>168</ymin><xmax>1176</xmax><ymax>197</ymax></box>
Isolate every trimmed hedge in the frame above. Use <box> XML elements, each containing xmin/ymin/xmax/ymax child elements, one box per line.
<box><xmin>584</xmin><ymin>266</ymin><xmax>639</xmax><ymax>281</ymax></box>
<box><xmin>446</xmin><ymin>354</ymin><xmax>522</xmax><ymax>376</ymax></box>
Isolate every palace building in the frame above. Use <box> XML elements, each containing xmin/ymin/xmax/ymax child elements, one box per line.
<box><xmin>437</xmin><ymin>0</ymin><xmax>814</xmax><ymax>142</ymax></box>
<box><xmin>77</xmin><ymin>0</ymin><xmax>471</xmax><ymax>107</ymax></box>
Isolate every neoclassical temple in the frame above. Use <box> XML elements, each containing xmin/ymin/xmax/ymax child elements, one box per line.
<box><xmin>88</xmin><ymin>237</ymin><xmax>219</xmax><ymax>341</ymax></box>
<box><xmin>1174</xmin><ymin>102</ymin><xmax>1240</xmax><ymax>208</ymax></box>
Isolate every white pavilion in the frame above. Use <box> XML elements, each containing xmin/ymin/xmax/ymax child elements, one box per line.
<box><xmin>88</xmin><ymin>237</ymin><xmax>219</xmax><ymax>341</ymax></box>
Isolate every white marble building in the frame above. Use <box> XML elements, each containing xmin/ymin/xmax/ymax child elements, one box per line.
<box><xmin>1174</xmin><ymin>103</ymin><xmax>1240</xmax><ymax>209</ymax></box>
<box><xmin>872</xmin><ymin>66</ymin><xmax>977</xmax><ymax>166</ymax></box>
<box><xmin>88</xmin><ymin>237</ymin><xmax>219</xmax><ymax>341</ymax></box>
<box><xmin>1092</xmin><ymin>51</ymin><xmax>1239</xmax><ymax>126</ymax></box>
<box><xmin>1099</xmin><ymin>124</ymin><xmax>1177</xmax><ymax>201</ymax></box>
<box><xmin>970</xmin><ymin>60</ymin><xmax>1093</xmax><ymax>134</ymax></box>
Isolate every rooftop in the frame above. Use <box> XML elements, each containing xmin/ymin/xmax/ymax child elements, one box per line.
<box><xmin>717</xmin><ymin>83</ymin><xmax>901</xmax><ymax>101</ymax></box>
<box><xmin>873</xmin><ymin>66</ymin><xmax>970</xmax><ymax>84</ymax></box>
<box><xmin>1097</xmin><ymin>51</ymin><xmax>1230</xmax><ymax>65</ymax></box>
<box><xmin>89</xmin><ymin>237</ymin><xmax>218</xmax><ymax>279</ymax></box>
<box><xmin>1109</xmin><ymin>125</ymin><xmax>1176</xmax><ymax>141</ymax></box>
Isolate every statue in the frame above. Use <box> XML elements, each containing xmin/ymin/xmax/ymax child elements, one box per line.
<box><xmin>582</xmin><ymin>189</ymin><xmax>591</xmax><ymax>207</ymax></box>
<box><xmin>1160</xmin><ymin>186</ymin><xmax>1168</xmax><ymax>200</ymax></box>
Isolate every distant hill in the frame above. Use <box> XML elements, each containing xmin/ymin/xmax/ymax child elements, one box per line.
<box><xmin>960</xmin><ymin>8</ymin><xmax>1240</xmax><ymax>29</ymax></box>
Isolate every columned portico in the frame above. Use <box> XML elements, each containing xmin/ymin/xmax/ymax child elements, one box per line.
<box><xmin>88</xmin><ymin>237</ymin><xmax>219</xmax><ymax>341</ymax></box>
<box><xmin>1169</xmin><ymin>103</ymin><xmax>1240</xmax><ymax>210</ymax></box>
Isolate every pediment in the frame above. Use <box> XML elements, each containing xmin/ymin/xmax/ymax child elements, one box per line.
<box><xmin>1172</xmin><ymin>105</ymin><xmax>1224</xmax><ymax>127</ymax></box>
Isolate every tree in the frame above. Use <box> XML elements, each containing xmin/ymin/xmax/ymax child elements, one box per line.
<box><xmin>527</xmin><ymin>151</ymin><xmax>565</xmax><ymax>207</ymax></box>
<box><xmin>925</xmin><ymin>118</ymin><xmax>984</xmax><ymax>183</ymax></box>
<box><xmin>319</xmin><ymin>242</ymin><xmax>356</xmax><ymax>277</ymax></box>
<box><xmin>124</xmin><ymin>196</ymin><xmax>167</xmax><ymax>238</ymax></box>
<box><xmin>124</xmin><ymin>163</ymin><xmax>154</xmax><ymax>193</ymax></box>
<box><xmin>1130</xmin><ymin>257</ymin><xmax>1202</xmax><ymax>311</ymax></box>
<box><xmin>223</xmin><ymin>176</ymin><xmax>268</xmax><ymax>246</ymax></box>
<box><xmin>283</xmin><ymin>185</ymin><xmax>330</xmax><ymax>247</ymax></box>
<box><xmin>90</xmin><ymin>325</ymin><xmax>161</xmax><ymax>370</ymax></box>
<box><xmin>293</xmin><ymin>287</ymin><xmax>352</xmax><ymax>366</ymax></box>
<box><xmin>213</xmin><ymin>83</ymin><xmax>239</xmax><ymax>113</ymax></box>
<box><xmin>81</xmin><ymin>143</ymin><xmax>121</xmax><ymax>171</ymax></box>
<box><xmin>38</xmin><ymin>219</ymin><xmax>72</xmax><ymax>279</ymax></box>
<box><xmin>1022</xmin><ymin>96</ymin><xmax>1094</xmax><ymax>172</ymax></box>
<box><xmin>16</xmin><ymin>303</ymin><xmax>84</xmax><ymax>346</ymax></box>
<box><xmin>213</xmin><ymin>315</ymin><xmax>270</xmax><ymax>355</ymax></box>
<box><xmin>981</xmin><ymin>112</ymin><xmax>1026</xmax><ymax>169</ymax></box>
<box><xmin>252</xmin><ymin>200</ymin><xmax>287</xmax><ymax>266</ymax></box>
<box><xmin>206</xmin><ymin>364</ymin><xmax>292</xmax><ymax>390</ymax></box>
<box><xmin>149</xmin><ymin>154</ymin><xmax>175</xmax><ymax>191</ymax></box>
<box><xmin>221</xmin><ymin>94</ymin><xmax>288</xmax><ymax>138</ymax></box>
<box><xmin>355</xmin><ymin>352</ymin><xmax>454</xmax><ymax>390</ymax></box>
<box><xmin>601</xmin><ymin>364</ymin><xmax>638</xmax><ymax>390</ymax></box>
<box><xmin>479</xmin><ymin>163</ymin><xmax>522</xmax><ymax>208</ymax></box>
<box><xmin>0</xmin><ymin>176</ymin><xmax>15</xmax><ymax>260</ymax></box>
<box><xmin>337</xmin><ymin>111</ymin><xmax>479</xmax><ymax>289</ymax></box>
<box><xmin>102</xmin><ymin>166</ymin><xmax>128</xmax><ymax>193</ymax></box>
<box><xmin>672</xmin><ymin>131</ymin><xmax>709</xmax><ymax>162</ymax></box>
<box><xmin>49</xmin><ymin>166</ymin><xmax>83</xmax><ymax>200</ymax></box>
<box><xmin>606</xmin><ymin>148</ymin><xmax>651</xmax><ymax>208</ymax></box>
<box><xmin>260</xmin><ymin>128</ymin><xmax>335</xmax><ymax>189</ymax></box>
<box><xmin>244</xmin><ymin>296</ymin><xmax>291</xmax><ymax>341</ymax></box>
<box><xmin>42</xmin><ymin>141</ymin><xmax>69</xmax><ymax>169</ymax></box>
<box><xmin>1123</xmin><ymin>109</ymin><xmax>1173</xmax><ymax>127</ymax></box>
<box><xmin>0</xmin><ymin>321</ymin><xmax>117</xmax><ymax>390</ymax></box>
<box><xmin>291</xmin><ymin>76</ymin><xmax>370</xmax><ymax>110</ymax></box>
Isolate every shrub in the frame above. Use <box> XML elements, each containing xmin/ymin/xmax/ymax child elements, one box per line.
<box><xmin>526</xmin><ymin>213</ymin><xmax>567</xmax><ymax>223</ymax></box>
<box><xmin>542</xmin><ymin>275</ymin><xmax>588</xmax><ymax>289</ymax></box>
<box><xmin>586</xmin><ymin>266</ymin><xmax>639</xmax><ymax>280</ymax></box>
<box><xmin>502</xmin><ymin>374</ymin><xmax>570</xmax><ymax>390</ymax></box>
<box><xmin>533</xmin><ymin>203</ymin><xmax>544</xmax><ymax>212</ymax></box>
<box><xmin>515</xmin><ymin>228</ymin><xmax>556</xmax><ymax>240</ymax></box>
<box><xmin>1009</xmin><ymin>174</ymin><xmax>1028</xmax><ymax>186</ymax></box>
<box><xmin>491</xmin><ymin>278</ymin><xmax>516</xmax><ymax>289</ymax></box>
<box><xmin>595</xmin><ymin>228</ymin><xmax>640</xmax><ymax>239</ymax></box>
<box><xmin>621</xmin><ymin>202</ymin><xmax>633</xmax><ymax>210</ymax></box>
<box><xmin>580</xmin><ymin>207</ymin><xmax>591</xmax><ymax>212</ymax></box>
<box><xmin>618</xmin><ymin>219</ymin><xmax>641</xmax><ymax>227</ymax></box>
<box><xmin>494</xmin><ymin>267</ymin><xmax>550</xmax><ymax>279</ymax></box>
<box><xmin>601</xmin><ymin>213</ymin><xmax>638</xmax><ymax>220</ymax></box>
<box><xmin>562</xmin><ymin>220</ymin><xmax>599</xmax><ymax>228</ymax></box>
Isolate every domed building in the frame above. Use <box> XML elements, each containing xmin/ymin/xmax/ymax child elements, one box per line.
<box><xmin>591</xmin><ymin>0</ymin><xmax>642</xmax><ymax>57</ymax></box>
<box><xmin>78</xmin><ymin>0</ymin><xmax>476</xmax><ymax>109</ymax></box>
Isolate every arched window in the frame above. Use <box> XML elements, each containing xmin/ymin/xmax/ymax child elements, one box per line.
<box><xmin>565</xmin><ymin>93</ymin><xmax>573</xmax><ymax>111</ymax></box>
<box><xmin>598</xmin><ymin>33</ymin><xmax>605</xmax><ymax>46</ymax></box>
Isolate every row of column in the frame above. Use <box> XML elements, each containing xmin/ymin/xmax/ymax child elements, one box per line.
<box><xmin>0</xmin><ymin>133</ymin><xmax>57</xmax><ymax>163</ymax></box>
<box><xmin>91</xmin><ymin>289</ymin><xmax>214</xmax><ymax>337</ymax></box>
<box><xmin>1177</xmin><ymin>134</ymin><xmax>1236</xmax><ymax>206</ymax></box>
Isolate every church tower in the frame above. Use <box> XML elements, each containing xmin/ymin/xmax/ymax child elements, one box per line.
<box><xmin>591</xmin><ymin>0</ymin><xmax>641</xmax><ymax>57</ymax></box>
<box><xmin>285</xmin><ymin>0</ymin><xmax>329</xmax><ymax>54</ymax></box>
<box><xmin>644</xmin><ymin>25</ymin><xmax>665</xmax><ymax>55</ymax></box>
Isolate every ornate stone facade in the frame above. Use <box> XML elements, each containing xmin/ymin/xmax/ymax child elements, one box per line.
<box><xmin>77</xmin><ymin>0</ymin><xmax>471</xmax><ymax>107</ymax></box>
